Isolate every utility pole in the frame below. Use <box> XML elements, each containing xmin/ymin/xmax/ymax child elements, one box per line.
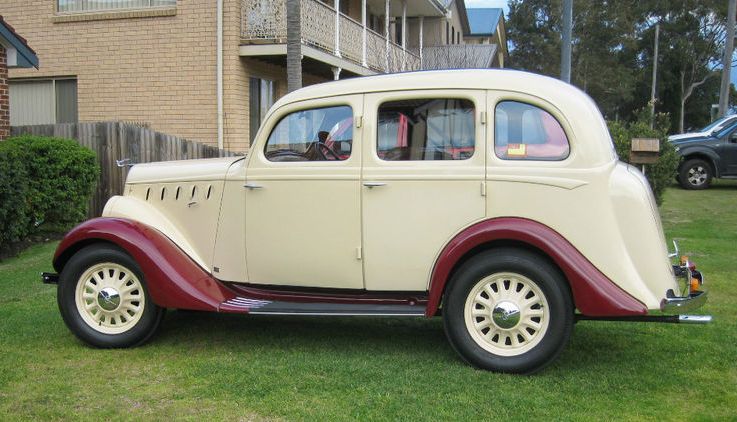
<box><xmin>561</xmin><ymin>0</ymin><xmax>573</xmax><ymax>83</ymax></box>
<box><xmin>650</xmin><ymin>22</ymin><xmax>659</xmax><ymax>129</ymax></box>
<box><xmin>719</xmin><ymin>0</ymin><xmax>737</xmax><ymax>117</ymax></box>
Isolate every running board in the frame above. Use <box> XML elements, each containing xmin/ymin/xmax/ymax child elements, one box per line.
<box><xmin>219</xmin><ymin>297</ymin><xmax>426</xmax><ymax>316</ymax></box>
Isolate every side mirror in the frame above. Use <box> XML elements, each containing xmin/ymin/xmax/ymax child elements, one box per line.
<box><xmin>730</xmin><ymin>132</ymin><xmax>737</xmax><ymax>143</ymax></box>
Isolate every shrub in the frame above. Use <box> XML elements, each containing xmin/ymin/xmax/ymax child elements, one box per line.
<box><xmin>607</xmin><ymin>110</ymin><xmax>679</xmax><ymax>206</ymax></box>
<box><xmin>0</xmin><ymin>147</ymin><xmax>30</xmax><ymax>249</ymax></box>
<box><xmin>0</xmin><ymin>135</ymin><xmax>99</xmax><ymax>239</ymax></box>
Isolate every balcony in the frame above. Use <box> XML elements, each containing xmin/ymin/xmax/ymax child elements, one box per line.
<box><xmin>240</xmin><ymin>0</ymin><xmax>421</xmax><ymax>76</ymax></box>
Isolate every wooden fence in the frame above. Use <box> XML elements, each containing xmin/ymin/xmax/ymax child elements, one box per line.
<box><xmin>11</xmin><ymin>122</ymin><xmax>239</xmax><ymax>217</ymax></box>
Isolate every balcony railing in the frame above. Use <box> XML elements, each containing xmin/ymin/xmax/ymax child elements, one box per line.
<box><xmin>241</xmin><ymin>0</ymin><xmax>421</xmax><ymax>74</ymax></box>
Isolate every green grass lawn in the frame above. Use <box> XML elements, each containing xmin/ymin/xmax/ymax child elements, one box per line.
<box><xmin>1</xmin><ymin>182</ymin><xmax>736</xmax><ymax>421</ymax></box>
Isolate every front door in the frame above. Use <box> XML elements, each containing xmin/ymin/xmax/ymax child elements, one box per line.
<box><xmin>361</xmin><ymin>91</ymin><xmax>487</xmax><ymax>291</ymax></box>
<box><xmin>244</xmin><ymin>95</ymin><xmax>364</xmax><ymax>289</ymax></box>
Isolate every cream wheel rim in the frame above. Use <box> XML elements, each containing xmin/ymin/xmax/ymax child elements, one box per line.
<box><xmin>464</xmin><ymin>272</ymin><xmax>549</xmax><ymax>357</ymax></box>
<box><xmin>75</xmin><ymin>262</ymin><xmax>145</xmax><ymax>334</ymax></box>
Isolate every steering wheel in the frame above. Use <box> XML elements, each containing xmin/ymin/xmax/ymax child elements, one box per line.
<box><xmin>316</xmin><ymin>141</ymin><xmax>342</xmax><ymax>160</ymax></box>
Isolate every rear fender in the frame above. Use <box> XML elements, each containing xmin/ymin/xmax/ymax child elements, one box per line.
<box><xmin>53</xmin><ymin>218</ymin><xmax>235</xmax><ymax>311</ymax></box>
<box><xmin>426</xmin><ymin>217</ymin><xmax>648</xmax><ymax>317</ymax></box>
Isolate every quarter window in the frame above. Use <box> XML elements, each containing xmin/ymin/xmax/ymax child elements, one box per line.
<box><xmin>494</xmin><ymin>101</ymin><xmax>570</xmax><ymax>161</ymax></box>
<box><xmin>377</xmin><ymin>98</ymin><xmax>475</xmax><ymax>161</ymax></box>
<box><xmin>265</xmin><ymin>105</ymin><xmax>353</xmax><ymax>162</ymax></box>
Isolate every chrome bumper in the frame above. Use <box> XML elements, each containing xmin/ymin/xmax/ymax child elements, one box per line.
<box><xmin>661</xmin><ymin>290</ymin><xmax>708</xmax><ymax>314</ymax></box>
<box><xmin>660</xmin><ymin>243</ymin><xmax>711</xmax><ymax>322</ymax></box>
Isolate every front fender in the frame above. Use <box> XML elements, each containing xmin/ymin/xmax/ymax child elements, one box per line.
<box><xmin>426</xmin><ymin>218</ymin><xmax>648</xmax><ymax>318</ymax></box>
<box><xmin>678</xmin><ymin>146</ymin><xmax>721</xmax><ymax>175</ymax></box>
<box><xmin>54</xmin><ymin>218</ymin><xmax>236</xmax><ymax>311</ymax></box>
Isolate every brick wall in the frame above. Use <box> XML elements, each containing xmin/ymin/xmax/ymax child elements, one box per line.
<box><xmin>0</xmin><ymin>44</ymin><xmax>8</xmax><ymax>140</ymax></box>
<box><xmin>2</xmin><ymin>1</ymin><xmax>220</xmax><ymax>147</ymax></box>
<box><xmin>0</xmin><ymin>0</ymin><xmax>330</xmax><ymax>153</ymax></box>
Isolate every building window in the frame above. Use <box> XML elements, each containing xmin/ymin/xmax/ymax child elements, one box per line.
<box><xmin>494</xmin><ymin>101</ymin><xmax>570</xmax><ymax>161</ymax></box>
<box><xmin>57</xmin><ymin>0</ymin><xmax>176</xmax><ymax>13</ymax></box>
<box><xmin>452</xmin><ymin>26</ymin><xmax>455</xmax><ymax>44</ymax></box>
<box><xmin>377</xmin><ymin>98</ymin><xmax>475</xmax><ymax>161</ymax></box>
<box><xmin>249</xmin><ymin>78</ymin><xmax>275</xmax><ymax>144</ymax></box>
<box><xmin>9</xmin><ymin>79</ymin><xmax>78</xmax><ymax>126</ymax></box>
<box><xmin>265</xmin><ymin>105</ymin><xmax>353</xmax><ymax>162</ymax></box>
<box><xmin>446</xmin><ymin>22</ymin><xmax>449</xmax><ymax>43</ymax></box>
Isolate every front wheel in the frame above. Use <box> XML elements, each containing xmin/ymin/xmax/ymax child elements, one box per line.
<box><xmin>678</xmin><ymin>158</ymin><xmax>712</xmax><ymax>190</ymax></box>
<box><xmin>443</xmin><ymin>248</ymin><xmax>573</xmax><ymax>374</ymax></box>
<box><xmin>58</xmin><ymin>244</ymin><xmax>164</xmax><ymax>348</ymax></box>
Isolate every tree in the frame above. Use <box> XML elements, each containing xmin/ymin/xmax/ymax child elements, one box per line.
<box><xmin>506</xmin><ymin>0</ymin><xmax>730</xmax><ymax>132</ymax></box>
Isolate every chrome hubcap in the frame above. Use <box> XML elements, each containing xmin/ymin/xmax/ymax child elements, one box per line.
<box><xmin>688</xmin><ymin>166</ymin><xmax>707</xmax><ymax>185</ymax></box>
<box><xmin>97</xmin><ymin>287</ymin><xmax>121</xmax><ymax>311</ymax></box>
<box><xmin>492</xmin><ymin>301</ymin><xmax>521</xmax><ymax>329</ymax></box>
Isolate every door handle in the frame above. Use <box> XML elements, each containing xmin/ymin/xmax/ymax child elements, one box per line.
<box><xmin>243</xmin><ymin>183</ymin><xmax>263</xmax><ymax>190</ymax></box>
<box><xmin>363</xmin><ymin>181</ymin><xmax>387</xmax><ymax>188</ymax></box>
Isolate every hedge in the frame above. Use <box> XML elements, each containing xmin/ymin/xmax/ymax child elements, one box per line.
<box><xmin>607</xmin><ymin>110</ymin><xmax>679</xmax><ymax>206</ymax></box>
<box><xmin>0</xmin><ymin>135</ymin><xmax>99</xmax><ymax>251</ymax></box>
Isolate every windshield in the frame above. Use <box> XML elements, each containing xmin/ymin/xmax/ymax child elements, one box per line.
<box><xmin>700</xmin><ymin>116</ymin><xmax>736</xmax><ymax>133</ymax></box>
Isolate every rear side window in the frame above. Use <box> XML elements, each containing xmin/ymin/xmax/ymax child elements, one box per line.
<box><xmin>377</xmin><ymin>98</ymin><xmax>475</xmax><ymax>161</ymax></box>
<box><xmin>265</xmin><ymin>105</ymin><xmax>353</xmax><ymax>162</ymax></box>
<box><xmin>494</xmin><ymin>101</ymin><xmax>570</xmax><ymax>161</ymax></box>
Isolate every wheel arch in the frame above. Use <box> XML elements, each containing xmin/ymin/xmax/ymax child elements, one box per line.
<box><xmin>54</xmin><ymin>217</ymin><xmax>236</xmax><ymax>311</ymax></box>
<box><xmin>679</xmin><ymin>149</ymin><xmax>720</xmax><ymax>177</ymax></box>
<box><xmin>426</xmin><ymin>217</ymin><xmax>647</xmax><ymax>318</ymax></box>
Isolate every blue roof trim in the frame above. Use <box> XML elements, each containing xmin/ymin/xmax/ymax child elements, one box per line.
<box><xmin>467</xmin><ymin>8</ymin><xmax>502</xmax><ymax>36</ymax></box>
<box><xmin>0</xmin><ymin>20</ymin><xmax>39</xmax><ymax>68</ymax></box>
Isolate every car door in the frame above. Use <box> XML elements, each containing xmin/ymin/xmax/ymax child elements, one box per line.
<box><xmin>244</xmin><ymin>95</ymin><xmax>364</xmax><ymax>289</ymax></box>
<box><xmin>718</xmin><ymin>127</ymin><xmax>737</xmax><ymax>175</ymax></box>
<box><xmin>361</xmin><ymin>91</ymin><xmax>487</xmax><ymax>291</ymax></box>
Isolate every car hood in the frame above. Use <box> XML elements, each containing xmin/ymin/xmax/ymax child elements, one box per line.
<box><xmin>125</xmin><ymin>156</ymin><xmax>245</xmax><ymax>184</ymax></box>
<box><xmin>668</xmin><ymin>132</ymin><xmax>709</xmax><ymax>141</ymax></box>
<box><xmin>668</xmin><ymin>134</ymin><xmax>712</xmax><ymax>146</ymax></box>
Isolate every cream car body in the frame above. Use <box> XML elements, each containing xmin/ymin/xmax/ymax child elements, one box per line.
<box><xmin>50</xmin><ymin>69</ymin><xmax>710</xmax><ymax>373</ymax></box>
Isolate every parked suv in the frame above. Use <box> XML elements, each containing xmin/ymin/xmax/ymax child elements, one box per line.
<box><xmin>44</xmin><ymin>70</ymin><xmax>710</xmax><ymax>374</ymax></box>
<box><xmin>671</xmin><ymin>119</ymin><xmax>737</xmax><ymax>189</ymax></box>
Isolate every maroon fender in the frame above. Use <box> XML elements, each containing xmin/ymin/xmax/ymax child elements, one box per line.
<box><xmin>53</xmin><ymin>217</ymin><xmax>236</xmax><ymax>311</ymax></box>
<box><xmin>426</xmin><ymin>217</ymin><xmax>648</xmax><ymax>318</ymax></box>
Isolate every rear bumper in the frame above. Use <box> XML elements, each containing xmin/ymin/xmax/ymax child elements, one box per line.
<box><xmin>661</xmin><ymin>289</ymin><xmax>708</xmax><ymax>314</ymax></box>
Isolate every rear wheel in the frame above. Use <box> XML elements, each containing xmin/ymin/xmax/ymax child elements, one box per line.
<box><xmin>678</xmin><ymin>158</ymin><xmax>712</xmax><ymax>190</ymax></box>
<box><xmin>58</xmin><ymin>244</ymin><xmax>164</xmax><ymax>348</ymax></box>
<box><xmin>443</xmin><ymin>248</ymin><xmax>573</xmax><ymax>374</ymax></box>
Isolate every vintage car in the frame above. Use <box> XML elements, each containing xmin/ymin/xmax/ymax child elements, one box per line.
<box><xmin>44</xmin><ymin>69</ymin><xmax>711</xmax><ymax>374</ymax></box>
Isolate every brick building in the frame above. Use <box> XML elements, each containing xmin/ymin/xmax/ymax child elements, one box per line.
<box><xmin>0</xmin><ymin>16</ymin><xmax>39</xmax><ymax>140</ymax></box>
<box><xmin>2</xmin><ymin>0</ymin><xmax>506</xmax><ymax>153</ymax></box>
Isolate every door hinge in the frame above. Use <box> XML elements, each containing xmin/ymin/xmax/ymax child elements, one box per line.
<box><xmin>356</xmin><ymin>247</ymin><xmax>362</xmax><ymax>260</ymax></box>
<box><xmin>480</xmin><ymin>181</ymin><xmax>486</xmax><ymax>197</ymax></box>
<box><xmin>480</xmin><ymin>111</ymin><xmax>487</xmax><ymax>125</ymax></box>
<box><xmin>355</xmin><ymin>115</ymin><xmax>363</xmax><ymax>128</ymax></box>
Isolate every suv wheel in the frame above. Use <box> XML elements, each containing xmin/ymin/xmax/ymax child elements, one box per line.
<box><xmin>58</xmin><ymin>244</ymin><xmax>165</xmax><ymax>348</ymax></box>
<box><xmin>678</xmin><ymin>158</ymin><xmax>712</xmax><ymax>190</ymax></box>
<box><xmin>443</xmin><ymin>248</ymin><xmax>573</xmax><ymax>374</ymax></box>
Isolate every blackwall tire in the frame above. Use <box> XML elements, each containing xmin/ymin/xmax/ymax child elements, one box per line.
<box><xmin>57</xmin><ymin>244</ymin><xmax>164</xmax><ymax>348</ymax></box>
<box><xmin>443</xmin><ymin>248</ymin><xmax>574</xmax><ymax>374</ymax></box>
<box><xmin>678</xmin><ymin>159</ymin><xmax>712</xmax><ymax>190</ymax></box>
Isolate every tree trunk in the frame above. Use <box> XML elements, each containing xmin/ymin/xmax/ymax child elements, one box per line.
<box><xmin>287</xmin><ymin>0</ymin><xmax>302</xmax><ymax>93</ymax></box>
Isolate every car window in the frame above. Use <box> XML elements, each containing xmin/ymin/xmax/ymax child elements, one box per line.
<box><xmin>494</xmin><ymin>101</ymin><xmax>570</xmax><ymax>161</ymax></box>
<box><xmin>265</xmin><ymin>105</ymin><xmax>353</xmax><ymax>162</ymax></box>
<box><xmin>377</xmin><ymin>98</ymin><xmax>475</xmax><ymax>161</ymax></box>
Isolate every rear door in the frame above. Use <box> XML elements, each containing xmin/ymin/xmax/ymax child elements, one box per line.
<box><xmin>361</xmin><ymin>90</ymin><xmax>487</xmax><ymax>291</ymax></box>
